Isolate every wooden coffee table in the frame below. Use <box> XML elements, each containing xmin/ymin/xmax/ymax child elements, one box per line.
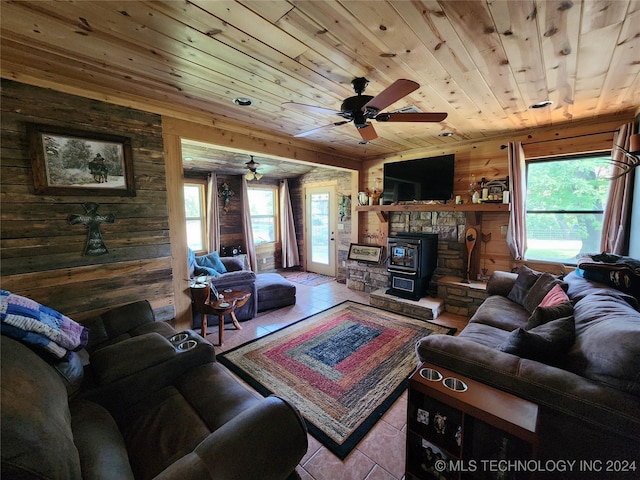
<box><xmin>190</xmin><ymin>286</ymin><xmax>251</xmax><ymax>345</ymax></box>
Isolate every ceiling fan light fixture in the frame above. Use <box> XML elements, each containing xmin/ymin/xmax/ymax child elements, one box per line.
<box><xmin>245</xmin><ymin>155</ymin><xmax>262</xmax><ymax>181</ymax></box>
<box><xmin>282</xmin><ymin>78</ymin><xmax>447</xmax><ymax>140</ymax></box>
<box><xmin>245</xmin><ymin>158</ymin><xmax>259</xmax><ymax>170</ymax></box>
<box><xmin>233</xmin><ymin>97</ymin><xmax>253</xmax><ymax>106</ymax></box>
<box><xmin>529</xmin><ymin>100</ymin><xmax>553</xmax><ymax>109</ymax></box>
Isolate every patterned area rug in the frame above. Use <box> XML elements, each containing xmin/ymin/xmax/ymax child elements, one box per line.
<box><xmin>283</xmin><ymin>271</ymin><xmax>335</xmax><ymax>286</ymax></box>
<box><xmin>217</xmin><ymin>301</ymin><xmax>455</xmax><ymax>459</ymax></box>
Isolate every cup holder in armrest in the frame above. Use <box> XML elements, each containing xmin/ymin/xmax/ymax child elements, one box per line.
<box><xmin>443</xmin><ymin>377</ymin><xmax>468</xmax><ymax>392</ymax></box>
<box><xmin>176</xmin><ymin>340</ymin><xmax>198</xmax><ymax>352</ymax></box>
<box><xmin>169</xmin><ymin>330</ymin><xmax>211</xmax><ymax>353</ymax></box>
<box><xmin>419</xmin><ymin>368</ymin><xmax>443</xmax><ymax>382</ymax></box>
<box><xmin>169</xmin><ymin>333</ymin><xmax>189</xmax><ymax>344</ymax></box>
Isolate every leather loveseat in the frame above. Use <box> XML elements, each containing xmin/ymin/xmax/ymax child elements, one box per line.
<box><xmin>1</xmin><ymin>299</ymin><xmax>307</xmax><ymax>480</ymax></box>
<box><xmin>415</xmin><ymin>268</ymin><xmax>640</xmax><ymax>477</ymax></box>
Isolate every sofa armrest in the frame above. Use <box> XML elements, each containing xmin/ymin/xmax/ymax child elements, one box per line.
<box><xmin>210</xmin><ymin>270</ymin><xmax>256</xmax><ymax>287</ymax></box>
<box><xmin>416</xmin><ymin>334</ymin><xmax>640</xmax><ymax>441</ymax></box>
<box><xmin>486</xmin><ymin>271</ymin><xmax>518</xmax><ymax>296</ymax></box>
<box><xmin>83</xmin><ymin>331</ymin><xmax>216</xmax><ymax>411</ymax></box>
<box><xmin>153</xmin><ymin>396</ymin><xmax>308</xmax><ymax>480</ymax></box>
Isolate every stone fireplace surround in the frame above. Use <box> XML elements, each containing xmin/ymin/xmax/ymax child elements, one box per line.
<box><xmin>347</xmin><ymin>210</ymin><xmax>468</xmax><ymax>295</ymax></box>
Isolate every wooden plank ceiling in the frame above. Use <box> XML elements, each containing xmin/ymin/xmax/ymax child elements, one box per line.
<box><xmin>1</xmin><ymin>0</ymin><xmax>639</xmax><ymax>175</ymax></box>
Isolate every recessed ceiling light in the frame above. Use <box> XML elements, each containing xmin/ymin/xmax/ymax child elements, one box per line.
<box><xmin>439</xmin><ymin>132</ymin><xmax>454</xmax><ymax>137</ymax></box>
<box><xmin>233</xmin><ymin>97</ymin><xmax>252</xmax><ymax>106</ymax></box>
<box><xmin>529</xmin><ymin>100</ymin><xmax>553</xmax><ymax>109</ymax></box>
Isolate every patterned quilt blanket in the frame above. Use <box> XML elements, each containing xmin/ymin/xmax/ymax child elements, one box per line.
<box><xmin>0</xmin><ymin>290</ymin><xmax>88</xmax><ymax>360</ymax></box>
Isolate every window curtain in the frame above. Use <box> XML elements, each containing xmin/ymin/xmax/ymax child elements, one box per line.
<box><xmin>206</xmin><ymin>173</ymin><xmax>220</xmax><ymax>253</ymax></box>
<box><xmin>600</xmin><ymin>122</ymin><xmax>634</xmax><ymax>254</ymax></box>
<box><xmin>279</xmin><ymin>179</ymin><xmax>300</xmax><ymax>268</ymax></box>
<box><xmin>506</xmin><ymin>141</ymin><xmax>528</xmax><ymax>261</ymax></box>
<box><xmin>241</xmin><ymin>176</ymin><xmax>258</xmax><ymax>272</ymax></box>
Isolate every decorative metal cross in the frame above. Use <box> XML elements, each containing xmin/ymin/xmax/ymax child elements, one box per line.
<box><xmin>68</xmin><ymin>202</ymin><xmax>115</xmax><ymax>256</ymax></box>
<box><xmin>218</xmin><ymin>181</ymin><xmax>234</xmax><ymax>212</ymax></box>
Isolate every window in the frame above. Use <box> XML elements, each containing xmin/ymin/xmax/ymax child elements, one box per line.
<box><xmin>525</xmin><ymin>153</ymin><xmax>611</xmax><ymax>263</ymax></box>
<box><xmin>184</xmin><ymin>182</ymin><xmax>206</xmax><ymax>252</ymax></box>
<box><xmin>248</xmin><ymin>187</ymin><xmax>278</xmax><ymax>245</ymax></box>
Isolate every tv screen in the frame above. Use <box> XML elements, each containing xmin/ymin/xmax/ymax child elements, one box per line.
<box><xmin>382</xmin><ymin>154</ymin><xmax>455</xmax><ymax>204</ymax></box>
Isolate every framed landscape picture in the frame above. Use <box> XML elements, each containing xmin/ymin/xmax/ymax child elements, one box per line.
<box><xmin>348</xmin><ymin>243</ymin><xmax>384</xmax><ymax>264</ymax></box>
<box><xmin>28</xmin><ymin>123</ymin><xmax>135</xmax><ymax>196</ymax></box>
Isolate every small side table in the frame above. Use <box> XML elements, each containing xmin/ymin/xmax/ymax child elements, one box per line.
<box><xmin>190</xmin><ymin>285</ymin><xmax>251</xmax><ymax>345</ymax></box>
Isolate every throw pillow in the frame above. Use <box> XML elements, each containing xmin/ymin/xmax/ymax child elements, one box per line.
<box><xmin>522</xmin><ymin>273</ymin><xmax>566</xmax><ymax>313</ymax></box>
<box><xmin>507</xmin><ymin>265</ymin><xmax>542</xmax><ymax>306</ymax></box>
<box><xmin>222</xmin><ymin>256</ymin><xmax>245</xmax><ymax>272</ymax></box>
<box><xmin>500</xmin><ymin>315</ymin><xmax>575</xmax><ymax>364</ymax></box>
<box><xmin>538</xmin><ymin>284</ymin><xmax>570</xmax><ymax>308</ymax></box>
<box><xmin>526</xmin><ymin>301</ymin><xmax>573</xmax><ymax>329</ymax></box>
<box><xmin>195</xmin><ymin>251</ymin><xmax>228</xmax><ymax>275</ymax></box>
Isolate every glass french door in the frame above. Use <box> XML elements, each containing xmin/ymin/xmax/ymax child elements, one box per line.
<box><xmin>305</xmin><ymin>185</ymin><xmax>336</xmax><ymax>277</ymax></box>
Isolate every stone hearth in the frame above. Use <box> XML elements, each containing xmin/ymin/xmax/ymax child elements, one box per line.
<box><xmin>370</xmin><ymin>289</ymin><xmax>444</xmax><ymax>320</ymax></box>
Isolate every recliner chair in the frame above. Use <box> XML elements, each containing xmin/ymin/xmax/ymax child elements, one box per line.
<box><xmin>1</xmin><ymin>299</ymin><xmax>307</xmax><ymax>479</ymax></box>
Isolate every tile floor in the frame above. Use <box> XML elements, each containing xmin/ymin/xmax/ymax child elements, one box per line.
<box><xmin>208</xmin><ymin>278</ymin><xmax>468</xmax><ymax>480</ymax></box>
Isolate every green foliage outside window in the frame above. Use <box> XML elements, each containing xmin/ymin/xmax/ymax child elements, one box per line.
<box><xmin>526</xmin><ymin>155</ymin><xmax>611</xmax><ymax>262</ymax></box>
<box><xmin>184</xmin><ymin>184</ymin><xmax>205</xmax><ymax>251</ymax></box>
<box><xmin>248</xmin><ymin>188</ymin><xmax>276</xmax><ymax>244</ymax></box>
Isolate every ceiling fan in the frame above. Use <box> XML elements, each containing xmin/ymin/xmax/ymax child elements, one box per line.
<box><xmin>282</xmin><ymin>78</ymin><xmax>447</xmax><ymax>142</ymax></box>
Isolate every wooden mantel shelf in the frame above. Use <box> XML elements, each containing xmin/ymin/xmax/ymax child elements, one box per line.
<box><xmin>356</xmin><ymin>202</ymin><xmax>510</xmax><ymax>222</ymax></box>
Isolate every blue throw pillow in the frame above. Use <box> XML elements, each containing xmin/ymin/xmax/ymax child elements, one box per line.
<box><xmin>195</xmin><ymin>251</ymin><xmax>228</xmax><ymax>275</ymax></box>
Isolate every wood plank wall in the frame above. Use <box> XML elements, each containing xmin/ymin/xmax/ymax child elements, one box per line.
<box><xmin>360</xmin><ymin>114</ymin><xmax>632</xmax><ymax>276</ymax></box>
<box><xmin>1</xmin><ymin>80</ymin><xmax>175</xmax><ymax>322</ymax></box>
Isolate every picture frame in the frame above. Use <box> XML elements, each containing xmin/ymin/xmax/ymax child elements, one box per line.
<box><xmin>27</xmin><ymin>123</ymin><xmax>135</xmax><ymax>196</ymax></box>
<box><xmin>348</xmin><ymin>243</ymin><xmax>384</xmax><ymax>264</ymax></box>
<box><xmin>483</xmin><ymin>179</ymin><xmax>508</xmax><ymax>203</ymax></box>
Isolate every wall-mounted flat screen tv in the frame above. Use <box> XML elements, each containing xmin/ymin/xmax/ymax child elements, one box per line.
<box><xmin>382</xmin><ymin>154</ymin><xmax>454</xmax><ymax>204</ymax></box>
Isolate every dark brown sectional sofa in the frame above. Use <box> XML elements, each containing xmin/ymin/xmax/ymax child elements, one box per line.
<box><xmin>416</xmin><ymin>269</ymin><xmax>640</xmax><ymax>478</ymax></box>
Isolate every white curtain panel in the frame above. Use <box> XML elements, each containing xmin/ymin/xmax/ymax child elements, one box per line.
<box><xmin>279</xmin><ymin>179</ymin><xmax>300</xmax><ymax>268</ymax></box>
<box><xmin>241</xmin><ymin>176</ymin><xmax>258</xmax><ymax>271</ymax></box>
<box><xmin>506</xmin><ymin>141</ymin><xmax>527</xmax><ymax>261</ymax></box>
<box><xmin>601</xmin><ymin>122</ymin><xmax>634</xmax><ymax>254</ymax></box>
<box><xmin>206</xmin><ymin>173</ymin><xmax>220</xmax><ymax>253</ymax></box>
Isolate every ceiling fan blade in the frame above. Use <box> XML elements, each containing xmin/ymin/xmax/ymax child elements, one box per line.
<box><xmin>363</xmin><ymin>79</ymin><xmax>419</xmax><ymax>112</ymax></box>
<box><xmin>282</xmin><ymin>101</ymin><xmax>342</xmax><ymax>117</ymax></box>
<box><xmin>294</xmin><ymin>121</ymin><xmax>349</xmax><ymax>138</ymax></box>
<box><xmin>357</xmin><ymin>123</ymin><xmax>378</xmax><ymax>141</ymax></box>
<box><xmin>375</xmin><ymin>112</ymin><xmax>448</xmax><ymax>122</ymax></box>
